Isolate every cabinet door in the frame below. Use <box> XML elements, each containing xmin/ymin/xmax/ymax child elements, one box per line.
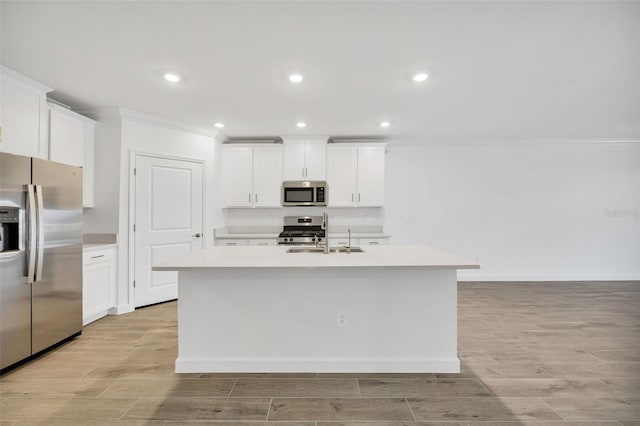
<box><xmin>283</xmin><ymin>139</ymin><xmax>306</xmax><ymax>180</ymax></box>
<box><xmin>222</xmin><ymin>146</ymin><xmax>253</xmax><ymax>207</ymax></box>
<box><xmin>49</xmin><ymin>106</ymin><xmax>96</xmax><ymax>207</ymax></box>
<box><xmin>304</xmin><ymin>139</ymin><xmax>327</xmax><ymax>180</ymax></box>
<box><xmin>82</xmin><ymin>248</ymin><xmax>116</xmax><ymax>326</ymax></box>
<box><xmin>327</xmin><ymin>146</ymin><xmax>357</xmax><ymax>207</ymax></box>
<box><xmin>49</xmin><ymin>108</ymin><xmax>85</xmax><ymax>167</ymax></box>
<box><xmin>0</xmin><ymin>75</ymin><xmax>50</xmax><ymax>159</ymax></box>
<box><xmin>253</xmin><ymin>146</ymin><xmax>283</xmax><ymax>207</ymax></box>
<box><xmin>356</xmin><ymin>146</ymin><xmax>386</xmax><ymax>207</ymax></box>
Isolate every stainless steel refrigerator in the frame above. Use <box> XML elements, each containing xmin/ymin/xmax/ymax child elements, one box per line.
<box><xmin>0</xmin><ymin>152</ymin><xmax>83</xmax><ymax>371</ymax></box>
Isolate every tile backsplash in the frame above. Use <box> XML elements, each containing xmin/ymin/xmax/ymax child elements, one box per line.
<box><xmin>223</xmin><ymin>207</ymin><xmax>384</xmax><ymax>228</ymax></box>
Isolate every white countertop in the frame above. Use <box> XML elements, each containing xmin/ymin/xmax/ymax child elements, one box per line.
<box><xmin>83</xmin><ymin>243</ymin><xmax>117</xmax><ymax>251</ymax></box>
<box><xmin>154</xmin><ymin>244</ymin><xmax>479</xmax><ymax>271</ymax></box>
<box><xmin>214</xmin><ymin>231</ymin><xmax>391</xmax><ymax>239</ymax></box>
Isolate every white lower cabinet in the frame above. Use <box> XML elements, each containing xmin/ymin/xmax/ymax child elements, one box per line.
<box><xmin>359</xmin><ymin>238</ymin><xmax>389</xmax><ymax>246</ymax></box>
<box><xmin>248</xmin><ymin>239</ymin><xmax>277</xmax><ymax>246</ymax></box>
<box><xmin>330</xmin><ymin>237</ymin><xmax>389</xmax><ymax>247</ymax></box>
<box><xmin>82</xmin><ymin>247</ymin><xmax>116</xmax><ymax>326</ymax></box>
<box><xmin>216</xmin><ymin>238</ymin><xmax>277</xmax><ymax>246</ymax></box>
<box><xmin>217</xmin><ymin>239</ymin><xmax>248</xmax><ymax>246</ymax></box>
<box><xmin>329</xmin><ymin>237</ymin><xmax>359</xmax><ymax>247</ymax></box>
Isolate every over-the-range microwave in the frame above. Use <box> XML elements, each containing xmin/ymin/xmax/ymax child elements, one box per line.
<box><xmin>281</xmin><ymin>181</ymin><xmax>327</xmax><ymax>206</ymax></box>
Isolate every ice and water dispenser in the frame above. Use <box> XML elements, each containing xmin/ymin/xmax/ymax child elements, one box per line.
<box><xmin>0</xmin><ymin>208</ymin><xmax>20</xmax><ymax>252</ymax></box>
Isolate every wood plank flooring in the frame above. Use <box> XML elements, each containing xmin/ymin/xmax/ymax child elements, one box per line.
<box><xmin>1</xmin><ymin>281</ymin><xmax>638</xmax><ymax>424</ymax></box>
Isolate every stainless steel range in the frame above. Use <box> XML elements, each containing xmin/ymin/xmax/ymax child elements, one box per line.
<box><xmin>278</xmin><ymin>216</ymin><xmax>326</xmax><ymax>245</ymax></box>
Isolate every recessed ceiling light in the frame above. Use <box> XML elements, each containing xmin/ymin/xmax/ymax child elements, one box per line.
<box><xmin>413</xmin><ymin>73</ymin><xmax>428</xmax><ymax>82</ymax></box>
<box><xmin>289</xmin><ymin>74</ymin><xmax>303</xmax><ymax>83</ymax></box>
<box><xmin>214</xmin><ymin>123</ymin><xmax>224</xmax><ymax>129</ymax></box>
<box><xmin>164</xmin><ymin>73</ymin><xmax>181</xmax><ymax>83</ymax></box>
<box><xmin>296</xmin><ymin>122</ymin><xmax>306</xmax><ymax>128</ymax></box>
<box><xmin>380</xmin><ymin>121</ymin><xmax>390</xmax><ymax>128</ymax></box>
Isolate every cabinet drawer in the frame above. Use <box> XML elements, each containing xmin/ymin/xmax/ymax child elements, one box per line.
<box><xmin>248</xmin><ymin>239</ymin><xmax>277</xmax><ymax>246</ymax></box>
<box><xmin>83</xmin><ymin>248</ymin><xmax>114</xmax><ymax>265</ymax></box>
<box><xmin>216</xmin><ymin>239</ymin><xmax>248</xmax><ymax>246</ymax></box>
<box><xmin>359</xmin><ymin>238</ymin><xmax>388</xmax><ymax>246</ymax></box>
<box><xmin>329</xmin><ymin>238</ymin><xmax>360</xmax><ymax>247</ymax></box>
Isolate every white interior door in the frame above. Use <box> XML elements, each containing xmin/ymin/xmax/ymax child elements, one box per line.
<box><xmin>134</xmin><ymin>155</ymin><xmax>204</xmax><ymax>307</ymax></box>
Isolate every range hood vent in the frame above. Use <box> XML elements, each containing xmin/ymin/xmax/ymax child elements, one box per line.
<box><xmin>223</xmin><ymin>136</ymin><xmax>283</xmax><ymax>144</ymax></box>
<box><xmin>328</xmin><ymin>136</ymin><xmax>388</xmax><ymax>144</ymax></box>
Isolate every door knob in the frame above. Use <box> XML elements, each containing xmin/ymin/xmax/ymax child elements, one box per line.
<box><xmin>192</xmin><ymin>233</ymin><xmax>201</xmax><ymax>238</ymax></box>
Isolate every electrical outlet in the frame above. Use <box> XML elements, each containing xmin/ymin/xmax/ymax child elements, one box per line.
<box><xmin>337</xmin><ymin>312</ymin><xmax>348</xmax><ymax>327</ymax></box>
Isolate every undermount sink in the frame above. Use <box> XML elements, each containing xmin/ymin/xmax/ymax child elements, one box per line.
<box><xmin>286</xmin><ymin>247</ymin><xmax>365</xmax><ymax>254</ymax></box>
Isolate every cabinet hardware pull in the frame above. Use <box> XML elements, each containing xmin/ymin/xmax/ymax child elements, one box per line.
<box><xmin>192</xmin><ymin>233</ymin><xmax>201</xmax><ymax>238</ymax></box>
<box><xmin>369</xmin><ymin>241</ymin><xmax>379</xmax><ymax>245</ymax></box>
<box><xmin>91</xmin><ymin>254</ymin><xmax>105</xmax><ymax>259</ymax></box>
<box><xmin>255</xmin><ymin>193</ymin><xmax>258</xmax><ymax>203</ymax></box>
<box><xmin>248</xmin><ymin>193</ymin><xmax>251</xmax><ymax>203</ymax></box>
<box><xmin>228</xmin><ymin>242</ymin><xmax>237</xmax><ymax>246</ymax></box>
<box><xmin>359</xmin><ymin>193</ymin><xmax>361</xmax><ymax>202</ymax></box>
<box><xmin>351</xmin><ymin>193</ymin><xmax>354</xmax><ymax>202</ymax></box>
<box><xmin>302</xmin><ymin>167</ymin><xmax>305</xmax><ymax>177</ymax></box>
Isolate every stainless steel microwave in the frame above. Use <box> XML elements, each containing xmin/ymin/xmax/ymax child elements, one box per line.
<box><xmin>282</xmin><ymin>181</ymin><xmax>327</xmax><ymax>206</ymax></box>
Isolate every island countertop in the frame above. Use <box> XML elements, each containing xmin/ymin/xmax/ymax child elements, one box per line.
<box><xmin>154</xmin><ymin>244</ymin><xmax>479</xmax><ymax>271</ymax></box>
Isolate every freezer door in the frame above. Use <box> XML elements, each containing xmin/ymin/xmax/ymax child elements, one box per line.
<box><xmin>31</xmin><ymin>158</ymin><xmax>83</xmax><ymax>354</ymax></box>
<box><xmin>0</xmin><ymin>153</ymin><xmax>32</xmax><ymax>369</ymax></box>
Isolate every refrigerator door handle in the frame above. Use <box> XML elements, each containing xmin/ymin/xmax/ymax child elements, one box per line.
<box><xmin>35</xmin><ymin>184</ymin><xmax>45</xmax><ymax>282</ymax></box>
<box><xmin>25</xmin><ymin>184</ymin><xmax>37</xmax><ymax>283</ymax></box>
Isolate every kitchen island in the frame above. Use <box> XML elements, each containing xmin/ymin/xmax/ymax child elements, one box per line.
<box><xmin>154</xmin><ymin>245</ymin><xmax>478</xmax><ymax>373</ymax></box>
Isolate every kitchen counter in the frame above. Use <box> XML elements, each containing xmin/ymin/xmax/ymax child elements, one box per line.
<box><xmin>155</xmin><ymin>244</ymin><xmax>477</xmax><ymax>270</ymax></box>
<box><xmin>83</xmin><ymin>243</ymin><xmax>117</xmax><ymax>251</ymax></box>
<box><xmin>156</xmin><ymin>245</ymin><xmax>477</xmax><ymax>374</ymax></box>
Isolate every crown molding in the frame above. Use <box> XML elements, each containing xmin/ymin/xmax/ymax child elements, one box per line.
<box><xmin>0</xmin><ymin>64</ymin><xmax>53</xmax><ymax>93</ymax></box>
<box><xmin>76</xmin><ymin>107</ymin><xmax>219</xmax><ymax>138</ymax></box>
<box><xmin>47</xmin><ymin>100</ymin><xmax>97</xmax><ymax>124</ymax></box>
<box><xmin>390</xmin><ymin>137</ymin><xmax>640</xmax><ymax>147</ymax></box>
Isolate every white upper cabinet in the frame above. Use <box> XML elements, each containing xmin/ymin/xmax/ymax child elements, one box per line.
<box><xmin>327</xmin><ymin>144</ymin><xmax>386</xmax><ymax>207</ymax></box>
<box><xmin>283</xmin><ymin>138</ymin><xmax>326</xmax><ymax>181</ymax></box>
<box><xmin>0</xmin><ymin>66</ymin><xmax>52</xmax><ymax>159</ymax></box>
<box><xmin>222</xmin><ymin>144</ymin><xmax>283</xmax><ymax>207</ymax></box>
<box><xmin>48</xmin><ymin>103</ymin><xmax>96</xmax><ymax>207</ymax></box>
<box><xmin>253</xmin><ymin>146</ymin><xmax>283</xmax><ymax>207</ymax></box>
<box><xmin>356</xmin><ymin>145</ymin><xmax>386</xmax><ymax>207</ymax></box>
<box><xmin>222</xmin><ymin>146</ymin><xmax>253</xmax><ymax>207</ymax></box>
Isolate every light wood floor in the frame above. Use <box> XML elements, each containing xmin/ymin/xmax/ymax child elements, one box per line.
<box><xmin>1</xmin><ymin>281</ymin><xmax>639</xmax><ymax>424</ymax></box>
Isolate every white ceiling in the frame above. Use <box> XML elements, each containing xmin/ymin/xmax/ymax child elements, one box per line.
<box><xmin>2</xmin><ymin>1</ymin><xmax>639</xmax><ymax>140</ymax></box>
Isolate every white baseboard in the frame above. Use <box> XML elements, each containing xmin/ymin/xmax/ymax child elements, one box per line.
<box><xmin>82</xmin><ymin>309</ymin><xmax>109</xmax><ymax>326</ymax></box>
<box><xmin>458</xmin><ymin>273</ymin><xmax>640</xmax><ymax>282</ymax></box>
<box><xmin>175</xmin><ymin>357</ymin><xmax>460</xmax><ymax>374</ymax></box>
<box><xmin>108</xmin><ymin>304</ymin><xmax>135</xmax><ymax>315</ymax></box>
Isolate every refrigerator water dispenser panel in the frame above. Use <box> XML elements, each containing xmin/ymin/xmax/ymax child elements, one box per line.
<box><xmin>0</xmin><ymin>207</ymin><xmax>19</xmax><ymax>252</ymax></box>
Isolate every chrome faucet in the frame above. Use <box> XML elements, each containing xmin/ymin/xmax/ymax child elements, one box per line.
<box><xmin>321</xmin><ymin>210</ymin><xmax>330</xmax><ymax>254</ymax></box>
<box><xmin>344</xmin><ymin>229</ymin><xmax>351</xmax><ymax>254</ymax></box>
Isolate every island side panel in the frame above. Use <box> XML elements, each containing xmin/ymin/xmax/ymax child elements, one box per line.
<box><xmin>176</xmin><ymin>267</ymin><xmax>459</xmax><ymax>373</ymax></box>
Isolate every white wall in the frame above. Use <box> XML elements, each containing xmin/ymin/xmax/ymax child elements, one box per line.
<box><xmin>385</xmin><ymin>141</ymin><xmax>640</xmax><ymax>281</ymax></box>
<box><xmin>82</xmin><ymin>117</ymin><xmax>121</xmax><ymax>233</ymax></box>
